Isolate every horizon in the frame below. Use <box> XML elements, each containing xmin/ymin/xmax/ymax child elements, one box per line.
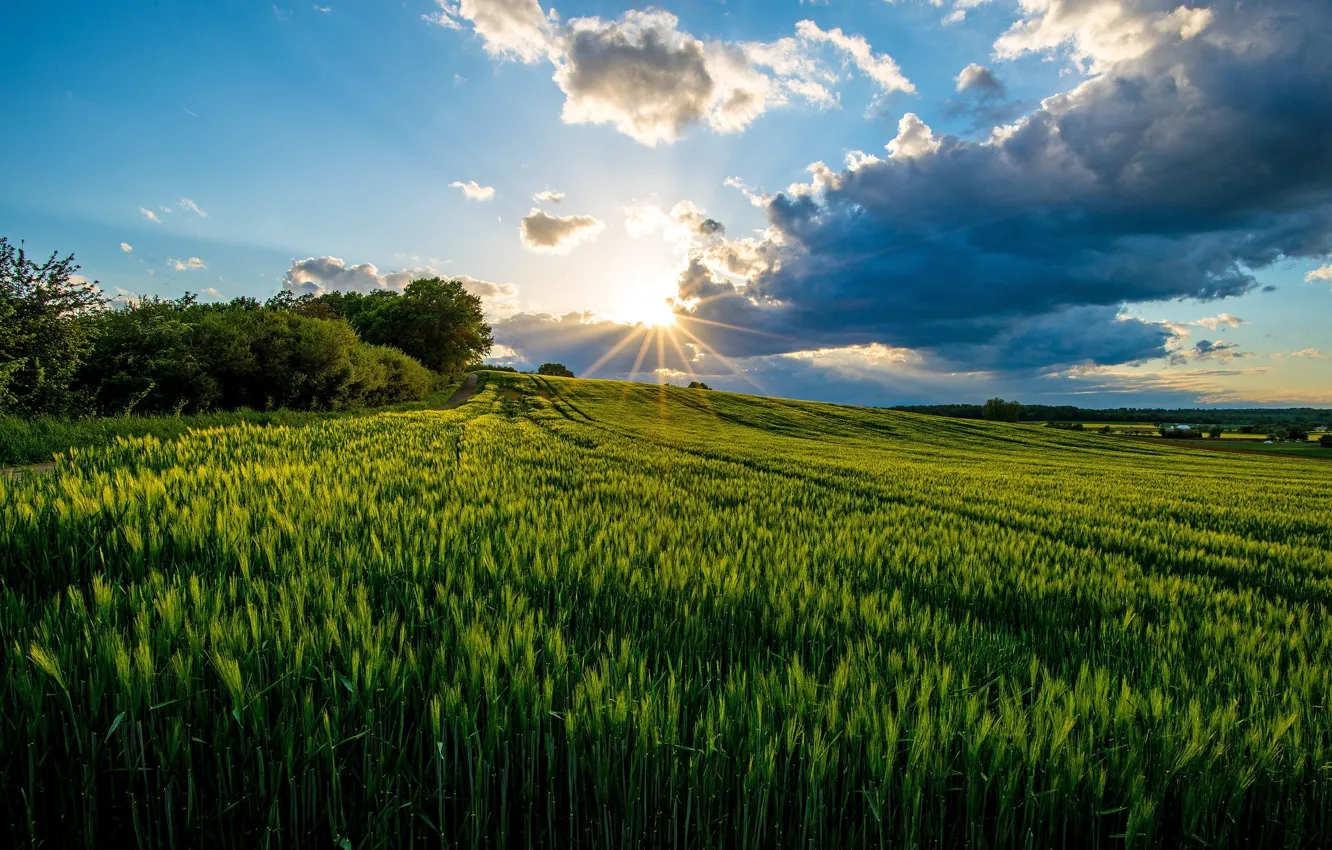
<box><xmin>3</xmin><ymin>0</ymin><xmax>1330</xmax><ymax>407</ymax></box>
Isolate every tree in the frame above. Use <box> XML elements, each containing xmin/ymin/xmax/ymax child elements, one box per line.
<box><xmin>1280</xmin><ymin>425</ymin><xmax>1309</xmax><ymax>443</ymax></box>
<box><xmin>75</xmin><ymin>296</ymin><xmax>217</xmax><ymax>415</ymax></box>
<box><xmin>687</xmin><ymin>381</ymin><xmax>712</xmax><ymax>390</ymax></box>
<box><xmin>1208</xmin><ymin>424</ymin><xmax>1222</xmax><ymax>439</ymax></box>
<box><xmin>1320</xmin><ymin>434</ymin><xmax>1332</xmax><ymax>448</ymax></box>
<box><xmin>982</xmin><ymin>398</ymin><xmax>1021</xmax><ymax>423</ymax></box>
<box><xmin>350</xmin><ymin>279</ymin><xmax>492</xmax><ymax>377</ymax></box>
<box><xmin>537</xmin><ymin>363</ymin><xmax>575</xmax><ymax>378</ymax></box>
<box><xmin>0</xmin><ymin>238</ymin><xmax>106</xmax><ymax>415</ymax></box>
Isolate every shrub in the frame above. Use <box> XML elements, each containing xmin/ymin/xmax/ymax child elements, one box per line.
<box><xmin>0</xmin><ymin>238</ymin><xmax>105</xmax><ymax>416</ymax></box>
<box><xmin>345</xmin><ymin>344</ymin><xmax>436</xmax><ymax>408</ymax></box>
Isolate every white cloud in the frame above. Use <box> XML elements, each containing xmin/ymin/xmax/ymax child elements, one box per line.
<box><xmin>845</xmin><ymin>150</ymin><xmax>883</xmax><ymax>170</ymax></box>
<box><xmin>741</xmin><ymin>37</ymin><xmax>839</xmax><ymax>109</ymax></box>
<box><xmin>555</xmin><ymin>10</ymin><xmax>774</xmax><ymax>145</ymax></box>
<box><xmin>1193</xmin><ymin>313</ymin><xmax>1246</xmax><ymax>330</ymax></box>
<box><xmin>794</xmin><ymin>20</ymin><xmax>914</xmax><ymax>95</ymax></box>
<box><xmin>994</xmin><ymin>0</ymin><xmax>1214</xmax><ymax>71</ymax></box>
<box><xmin>425</xmin><ymin>0</ymin><xmax>556</xmax><ymax>63</ymax></box>
<box><xmin>784</xmin><ymin>161</ymin><xmax>845</xmax><ymax>197</ymax></box>
<box><xmin>282</xmin><ymin>256</ymin><xmax>518</xmax><ymax>310</ymax></box>
<box><xmin>624</xmin><ymin>200</ymin><xmax>725</xmax><ymax>243</ymax></box>
<box><xmin>723</xmin><ymin>176</ymin><xmax>771</xmax><ymax>207</ymax></box>
<box><xmin>120</xmin><ymin>242</ymin><xmax>133</xmax><ymax>253</ymax></box>
<box><xmin>1289</xmin><ymin>348</ymin><xmax>1329</xmax><ymax>359</ymax></box>
<box><xmin>955</xmin><ymin>63</ymin><xmax>1003</xmax><ymax>95</ymax></box>
<box><xmin>169</xmin><ymin>257</ymin><xmax>206</xmax><ymax>271</ymax></box>
<box><xmin>887</xmin><ymin>112</ymin><xmax>941</xmax><ymax>159</ymax></box>
<box><xmin>450</xmin><ymin>180</ymin><xmax>496</xmax><ymax>201</ymax></box>
<box><xmin>1307</xmin><ymin>264</ymin><xmax>1332</xmax><ymax>283</ymax></box>
<box><xmin>314</xmin><ymin>5</ymin><xmax>331</xmax><ymax>11</ymax></box>
<box><xmin>428</xmin><ymin>1</ymin><xmax>908</xmax><ymax>145</ymax></box>
<box><xmin>943</xmin><ymin>0</ymin><xmax>991</xmax><ymax>25</ymax></box>
<box><xmin>534</xmin><ymin>189</ymin><xmax>565</xmax><ymax>203</ymax></box>
<box><xmin>519</xmin><ymin>208</ymin><xmax>605</xmax><ymax>253</ymax></box>
<box><xmin>177</xmin><ymin>198</ymin><xmax>207</xmax><ymax>217</ymax></box>
<box><xmin>139</xmin><ymin>207</ymin><xmax>160</xmax><ymax>223</ymax></box>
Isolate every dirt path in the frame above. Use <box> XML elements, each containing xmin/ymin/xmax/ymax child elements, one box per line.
<box><xmin>0</xmin><ymin>461</ymin><xmax>56</xmax><ymax>478</ymax></box>
<box><xmin>439</xmin><ymin>372</ymin><xmax>479</xmax><ymax>410</ymax></box>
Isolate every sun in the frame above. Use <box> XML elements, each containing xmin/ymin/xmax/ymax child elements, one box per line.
<box><xmin>616</xmin><ymin>268</ymin><xmax>678</xmax><ymax>327</ymax></box>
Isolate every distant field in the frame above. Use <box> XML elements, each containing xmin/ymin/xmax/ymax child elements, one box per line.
<box><xmin>1037</xmin><ymin>422</ymin><xmax>1328</xmax><ymax>441</ymax></box>
<box><xmin>1164</xmin><ymin>440</ymin><xmax>1332</xmax><ymax>458</ymax></box>
<box><xmin>1042</xmin><ymin>423</ymin><xmax>1329</xmax><ymax>455</ymax></box>
<box><xmin>1110</xmin><ymin>432</ymin><xmax>1331</xmax><ymax>457</ymax></box>
<box><xmin>1059</xmin><ymin>421</ymin><xmax>1158</xmax><ymax>428</ymax></box>
<box><xmin>3</xmin><ymin>374</ymin><xmax>1330</xmax><ymax>847</ymax></box>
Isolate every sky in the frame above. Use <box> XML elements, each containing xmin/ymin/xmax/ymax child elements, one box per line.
<box><xmin>2</xmin><ymin>0</ymin><xmax>1330</xmax><ymax>408</ymax></box>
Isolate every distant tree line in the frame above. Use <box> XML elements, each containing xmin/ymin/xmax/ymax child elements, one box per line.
<box><xmin>465</xmin><ymin>363</ymin><xmax>578</xmax><ymax>378</ymax></box>
<box><xmin>896</xmin><ymin>402</ymin><xmax>1331</xmax><ymax>429</ymax></box>
<box><xmin>0</xmin><ymin>238</ymin><xmax>492</xmax><ymax>418</ymax></box>
<box><xmin>982</xmin><ymin>398</ymin><xmax>1023</xmax><ymax>423</ymax></box>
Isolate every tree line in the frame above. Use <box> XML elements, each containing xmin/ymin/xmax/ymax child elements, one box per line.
<box><xmin>470</xmin><ymin>363</ymin><xmax>576</xmax><ymax>378</ymax></box>
<box><xmin>0</xmin><ymin>238</ymin><xmax>493</xmax><ymax>418</ymax></box>
<box><xmin>896</xmin><ymin>401</ymin><xmax>1331</xmax><ymax>429</ymax></box>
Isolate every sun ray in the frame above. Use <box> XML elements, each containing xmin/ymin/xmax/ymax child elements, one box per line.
<box><xmin>671</xmin><ymin>322</ymin><xmax>768</xmax><ymax>395</ymax></box>
<box><xmin>583</xmin><ymin>324</ymin><xmax>647</xmax><ymax>378</ymax></box>
<box><xmin>656</xmin><ymin>325</ymin><xmax>669</xmax><ymax>418</ymax></box>
<box><xmin>665</xmin><ymin>327</ymin><xmax>695</xmax><ymax>377</ymax></box>
<box><xmin>619</xmin><ymin>325</ymin><xmax>659</xmax><ymax>406</ymax></box>
<box><xmin>665</xmin><ymin>326</ymin><xmax>719</xmax><ymax>415</ymax></box>
<box><xmin>675</xmin><ymin>313</ymin><xmax>813</xmax><ymax>347</ymax></box>
<box><xmin>628</xmin><ymin>327</ymin><xmax>655</xmax><ymax>381</ymax></box>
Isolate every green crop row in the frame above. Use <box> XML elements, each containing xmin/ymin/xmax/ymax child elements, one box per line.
<box><xmin>2</xmin><ymin>373</ymin><xmax>1329</xmax><ymax>847</ymax></box>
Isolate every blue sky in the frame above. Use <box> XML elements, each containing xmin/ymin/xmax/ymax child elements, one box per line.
<box><xmin>3</xmin><ymin>0</ymin><xmax>1330</xmax><ymax>407</ymax></box>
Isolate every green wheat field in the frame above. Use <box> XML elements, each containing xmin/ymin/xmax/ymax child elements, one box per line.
<box><xmin>3</xmin><ymin>372</ymin><xmax>1330</xmax><ymax>847</ymax></box>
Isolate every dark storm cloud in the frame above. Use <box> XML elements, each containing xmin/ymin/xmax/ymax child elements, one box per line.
<box><xmin>1172</xmin><ymin>338</ymin><xmax>1249</xmax><ymax>364</ymax></box>
<box><xmin>945</xmin><ymin>63</ymin><xmax>1025</xmax><ymax>130</ymax></box>
<box><xmin>681</xmin><ymin>0</ymin><xmax>1332</xmax><ymax>372</ymax></box>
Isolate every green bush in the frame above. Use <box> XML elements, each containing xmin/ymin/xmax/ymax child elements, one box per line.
<box><xmin>0</xmin><ymin>238</ymin><xmax>104</xmax><ymax>417</ymax></box>
<box><xmin>346</xmin><ymin>344</ymin><xmax>437</xmax><ymax>408</ymax></box>
<box><xmin>69</xmin><ymin>297</ymin><xmax>438</xmax><ymax>416</ymax></box>
<box><xmin>537</xmin><ymin>362</ymin><xmax>575</xmax><ymax>378</ymax></box>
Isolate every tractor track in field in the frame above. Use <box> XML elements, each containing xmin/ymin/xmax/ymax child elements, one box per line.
<box><xmin>0</xmin><ymin>462</ymin><xmax>56</xmax><ymax>478</ymax></box>
<box><xmin>439</xmin><ymin>372</ymin><xmax>479</xmax><ymax>410</ymax></box>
